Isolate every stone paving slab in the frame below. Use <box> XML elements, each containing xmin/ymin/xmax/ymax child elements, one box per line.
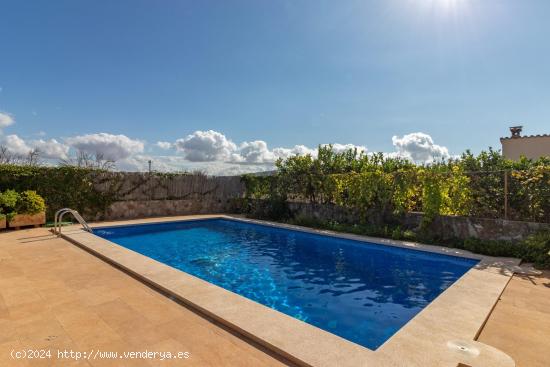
<box><xmin>0</xmin><ymin>227</ymin><xmax>291</xmax><ymax>367</ymax></box>
<box><xmin>478</xmin><ymin>271</ymin><xmax>550</xmax><ymax>367</ymax></box>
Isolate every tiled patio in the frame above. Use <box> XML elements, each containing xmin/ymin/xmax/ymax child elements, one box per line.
<box><xmin>478</xmin><ymin>270</ymin><xmax>550</xmax><ymax>367</ymax></box>
<box><xmin>0</xmin><ymin>227</ymin><xmax>291</xmax><ymax>367</ymax></box>
<box><xmin>1</xmin><ymin>224</ymin><xmax>549</xmax><ymax>366</ymax></box>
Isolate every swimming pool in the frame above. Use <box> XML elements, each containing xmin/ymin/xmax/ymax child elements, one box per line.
<box><xmin>95</xmin><ymin>218</ymin><xmax>478</xmax><ymax>350</ymax></box>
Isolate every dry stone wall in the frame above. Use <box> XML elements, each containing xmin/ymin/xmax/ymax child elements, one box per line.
<box><xmin>287</xmin><ymin>202</ymin><xmax>549</xmax><ymax>242</ymax></box>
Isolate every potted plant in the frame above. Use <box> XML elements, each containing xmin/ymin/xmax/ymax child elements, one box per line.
<box><xmin>0</xmin><ymin>189</ymin><xmax>18</xmax><ymax>230</ymax></box>
<box><xmin>8</xmin><ymin>190</ymin><xmax>47</xmax><ymax>229</ymax></box>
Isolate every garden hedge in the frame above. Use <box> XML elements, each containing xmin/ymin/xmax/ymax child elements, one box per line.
<box><xmin>0</xmin><ymin>165</ymin><xmax>121</xmax><ymax>220</ymax></box>
<box><xmin>242</xmin><ymin>147</ymin><xmax>550</xmax><ymax>223</ymax></box>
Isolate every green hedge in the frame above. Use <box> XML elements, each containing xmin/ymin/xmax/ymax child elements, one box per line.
<box><xmin>242</xmin><ymin>147</ymin><xmax>550</xmax><ymax>223</ymax></box>
<box><xmin>0</xmin><ymin>165</ymin><xmax>121</xmax><ymax>220</ymax></box>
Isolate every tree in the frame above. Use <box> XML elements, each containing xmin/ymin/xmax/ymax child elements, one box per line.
<box><xmin>60</xmin><ymin>151</ymin><xmax>116</xmax><ymax>170</ymax></box>
<box><xmin>0</xmin><ymin>146</ymin><xmax>42</xmax><ymax>166</ymax></box>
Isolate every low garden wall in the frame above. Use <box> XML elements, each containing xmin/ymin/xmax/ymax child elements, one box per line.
<box><xmin>96</xmin><ymin>174</ymin><xmax>244</xmax><ymax>220</ymax></box>
<box><xmin>286</xmin><ymin>202</ymin><xmax>550</xmax><ymax>242</ymax></box>
<box><xmin>101</xmin><ymin>198</ymin><xmax>235</xmax><ymax>220</ymax></box>
<box><xmin>405</xmin><ymin>212</ymin><xmax>550</xmax><ymax>242</ymax></box>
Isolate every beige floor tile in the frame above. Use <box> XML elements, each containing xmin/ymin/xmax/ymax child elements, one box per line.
<box><xmin>0</xmin><ymin>340</ymin><xmax>30</xmax><ymax>367</ymax></box>
<box><xmin>75</xmin><ymin>286</ymin><xmax>121</xmax><ymax>307</ymax></box>
<box><xmin>478</xmin><ymin>271</ymin><xmax>550</xmax><ymax>367</ymax></box>
<box><xmin>7</xmin><ymin>300</ymin><xmax>51</xmax><ymax>322</ymax></box>
<box><xmin>91</xmin><ymin>300</ymin><xmax>144</xmax><ymax>332</ymax></box>
<box><xmin>4</xmin><ymin>227</ymin><xmax>288</xmax><ymax>366</ymax></box>
<box><xmin>0</xmin><ymin>319</ymin><xmax>19</xmax><ymax>344</ymax></box>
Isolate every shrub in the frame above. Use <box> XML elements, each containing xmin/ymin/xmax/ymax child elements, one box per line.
<box><xmin>519</xmin><ymin>230</ymin><xmax>550</xmax><ymax>269</ymax></box>
<box><xmin>391</xmin><ymin>226</ymin><xmax>403</xmax><ymax>240</ymax></box>
<box><xmin>402</xmin><ymin>230</ymin><xmax>416</xmax><ymax>241</ymax></box>
<box><xmin>0</xmin><ymin>189</ymin><xmax>19</xmax><ymax>215</ymax></box>
<box><xmin>462</xmin><ymin>238</ymin><xmax>518</xmax><ymax>258</ymax></box>
<box><xmin>243</xmin><ymin>146</ymin><xmax>550</xmax><ymax>223</ymax></box>
<box><xmin>16</xmin><ymin>190</ymin><xmax>46</xmax><ymax>215</ymax></box>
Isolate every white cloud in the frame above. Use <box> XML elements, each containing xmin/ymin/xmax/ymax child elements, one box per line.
<box><xmin>156</xmin><ymin>141</ymin><xmax>172</xmax><ymax>150</ymax></box>
<box><xmin>0</xmin><ymin>111</ymin><xmax>68</xmax><ymax>161</ymax></box>
<box><xmin>211</xmin><ymin>162</ymin><xmax>274</xmax><ymax>176</ymax></box>
<box><xmin>170</xmin><ymin>130</ymin><xmax>368</xmax><ymax>167</ymax></box>
<box><xmin>272</xmin><ymin>145</ymin><xmax>317</xmax><ymax>161</ymax></box>
<box><xmin>391</xmin><ymin>132</ymin><xmax>450</xmax><ymax>163</ymax></box>
<box><xmin>324</xmin><ymin>143</ymin><xmax>367</xmax><ymax>154</ymax></box>
<box><xmin>2</xmin><ymin>134</ymin><xmax>31</xmax><ymax>155</ymax></box>
<box><xmin>116</xmin><ymin>154</ymin><xmax>154</xmax><ymax>172</ymax></box>
<box><xmin>115</xmin><ymin>154</ymin><xmax>274</xmax><ymax>175</ymax></box>
<box><xmin>98</xmin><ymin>131</ymin><xmax>448</xmax><ymax>174</ymax></box>
<box><xmin>2</xmin><ymin>125</ymin><xmax>455</xmax><ymax>175</ymax></box>
<box><xmin>232</xmin><ymin>141</ymin><xmax>326</xmax><ymax>164</ymax></box>
<box><xmin>173</xmin><ymin>130</ymin><xmax>315</xmax><ymax>164</ymax></box>
<box><xmin>174</xmin><ymin>130</ymin><xmax>237</xmax><ymax>162</ymax></box>
<box><xmin>232</xmin><ymin>140</ymin><xmax>276</xmax><ymax>164</ymax></box>
<box><xmin>66</xmin><ymin>133</ymin><xmax>144</xmax><ymax>161</ymax></box>
<box><xmin>0</xmin><ymin>112</ymin><xmax>15</xmax><ymax>130</ymax></box>
<box><xmin>1</xmin><ymin>134</ymin><xmax>69</xmax><ymax>160</ymax></box>
<box><xmin>31</xmin><ymin>139</ymin><xmax>70</xmax><ymax>160</ymax></box>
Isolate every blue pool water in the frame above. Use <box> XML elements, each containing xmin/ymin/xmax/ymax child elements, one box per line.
<box><xmin>95</xmin><ymin>218</ymin><xmax>477</xmax><ymax>350</ymax></box>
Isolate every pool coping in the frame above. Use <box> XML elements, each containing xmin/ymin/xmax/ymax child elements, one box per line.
<box><xmin>60</xmin><ymin>214</ymin><xmax>520</xmax><ymax>367</ymax></box>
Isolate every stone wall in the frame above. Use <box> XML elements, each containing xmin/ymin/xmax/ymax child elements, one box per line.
<box><xmin>94</xmin><ymin>174</ymin><xmax>244</xmax><ymax>220</ymax></box>
<box><xmin>102</xmin><ymin>198</ymin><xmax>233</xmax><ymax>220</ymax></box>
<box><xmin>403</xmin><ymin>212</ymin><xmax>550</xmax><ymax>242</ymax></box>
<box><xmin>287</xmin><ymin>201</ymin><xmax>549</xmax><ymax>242</ymax></box>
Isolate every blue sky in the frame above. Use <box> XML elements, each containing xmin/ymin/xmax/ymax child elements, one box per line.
<box><xmin>1</xmin><ymin>0</ymin><xmax>549</xmax><ymax>173</ymax></box>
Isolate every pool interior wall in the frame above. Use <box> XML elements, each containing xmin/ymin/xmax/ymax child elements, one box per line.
<box><xmin>94</xmin><ymin>218</ymin><xmax>478</xmax><ymax>350</ymax></box>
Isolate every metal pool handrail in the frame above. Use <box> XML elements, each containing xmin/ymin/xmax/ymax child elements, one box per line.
<box><xmin>54</xmin><ymin>208</ymin><xmax>93</xmax><ymax>235</ymax></box>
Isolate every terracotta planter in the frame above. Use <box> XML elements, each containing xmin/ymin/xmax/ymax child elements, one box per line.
<box><xmin>0</xmin><ymin>217</ymin><xmax>6</xmax><ymax>230</ymax></box>
<box><xmin>8</xmin><ymin>212</ymin><xmax>46</xmax><ymax>229</ymax></box>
